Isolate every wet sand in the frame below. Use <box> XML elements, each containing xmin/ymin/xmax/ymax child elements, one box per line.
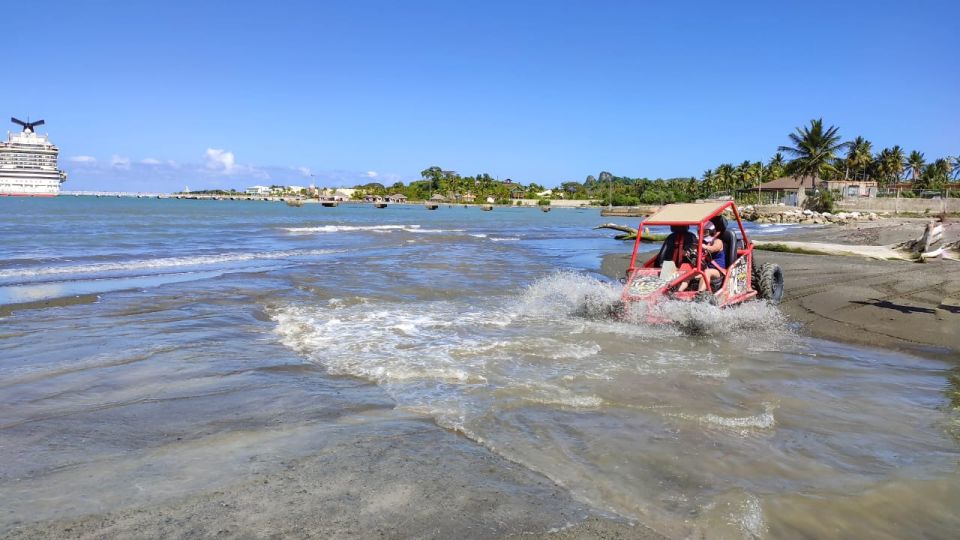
<box><xmin>4</xmin><ymin>412</ymin><xmax>662</xmax><ymax>539</ymax></box>
<box><xmin>602</xmin><ymin>219</ymin><xmax>960</xmax><ymax>362</ymax></box>
<box><xmin>0</xmin><ymin>294</ymin><xmax>99</xmax><ymax>318</ymax></box>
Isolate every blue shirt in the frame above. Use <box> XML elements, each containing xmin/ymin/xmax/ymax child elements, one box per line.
<box><xmin>708</xmin><ymin>238</ymin><xmax>727</xmax><ymax>269</ymax></box>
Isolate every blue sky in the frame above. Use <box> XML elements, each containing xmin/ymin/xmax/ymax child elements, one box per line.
<box><xmin>4</xmin><ymin>0</ymin><xmax>958</xmax><ymax>191</ymax></box>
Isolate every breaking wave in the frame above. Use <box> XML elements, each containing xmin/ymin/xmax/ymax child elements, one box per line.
<box><xmin>285</xmin><ymin>224</ymin><xmax>464</xmax><ymax>234</ymax></box>
<box><xmin>0</xmin><ymin>249</ymin><xmax>338</xmax><ymax>280</ymax></box>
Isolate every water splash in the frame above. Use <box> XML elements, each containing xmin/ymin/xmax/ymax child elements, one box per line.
<box><xmin>518</xmin><ymin>271</ymin><xmax>622</xmax><ymax>320</ymax></box>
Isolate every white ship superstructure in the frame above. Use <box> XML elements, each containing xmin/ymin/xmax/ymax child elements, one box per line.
<box><xmin>0</xmin><ymin>117</ymin><xmax>67</xmax><ymax>196</ymax></box>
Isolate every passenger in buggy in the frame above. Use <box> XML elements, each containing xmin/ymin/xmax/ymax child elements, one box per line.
<box><xmin>698</xmin><ymin>221</ymin><xmax>727</xmax><ymax>292</ymax></box>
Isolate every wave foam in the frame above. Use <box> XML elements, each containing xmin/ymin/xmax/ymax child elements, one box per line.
<box><xmin>285</xmin><ymin>224</ymin><xmax>464</xmax><ymax>234</ymax></box>
<box><xmin>696</xmin><ymin>403</ymin><xmax>777</xmax><ymax>434</ymax></box>
<box><xmin>0</xmin><ymin>249</ymin><xmax>337</xmax><ymax>280</ymax></box>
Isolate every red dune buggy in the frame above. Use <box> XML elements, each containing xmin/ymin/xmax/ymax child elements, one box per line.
<box><xmin>620</xmin><ymin>201</ymin><xmax>783</xmax><ymax>317</ymax></box>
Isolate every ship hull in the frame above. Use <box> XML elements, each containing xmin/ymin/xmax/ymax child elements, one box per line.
<box><xmin>0</xmin><ymin>172</ymin><xmax>65</xmax><ymax>196</ymax></box>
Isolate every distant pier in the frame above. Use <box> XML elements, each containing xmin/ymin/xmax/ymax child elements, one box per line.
<box><xmin>62</xmin><ymin>190</ymin><xmax>171</xmax><ymax>198</ymax></box>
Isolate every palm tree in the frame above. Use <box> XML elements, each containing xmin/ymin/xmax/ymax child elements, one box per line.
<box><xmin>701</xmin><ymin>169</ymin><xmax>716</xmax><ymax>194</ymax></box>
<box><xmin>845</xmin><ymin>136</ymin><xmax>873</xmax><ymax>180</ymax></box>
<box><xmin>887</xmin><ymin>146</ymin><xmax>905</xmax><ymax>184</ymax></box>
<box><xmin>714</xmin><ymin>163</ymin><xmax>735</xmax><ymax>194</ymax></box>
<box><xmin>906</xmin><ymin>151</ymin><xmax>926</xmax><ymax>182</ymax></box>
<box><xmin>873</xmin><ymin>146</ymin><xmax>907</xmax><ymax>189</ymax></box>
<box><xmin>778</xmin><ymin>118</ymin><xmax>848</xmax><ymax>184</ymax></box>
<box><xmin>766</xmin><ymin>153</ymin><xmax>786</xmax><ymax>179</ymax></box>
<box><xmin>952</xmin><ymin>156</ymin><xmax>960</xmax><ymax>180</ymax></box>
<box><xmin>921</xmin><ymin>159</ymin><xmax>951</xmax><ymax>190</ymax></box>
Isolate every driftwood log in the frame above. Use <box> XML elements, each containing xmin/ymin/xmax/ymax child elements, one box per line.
<box><xmin>593</xmin><ymin>223</ymin><xmax>640</xmax><ymax>240</ymax></box>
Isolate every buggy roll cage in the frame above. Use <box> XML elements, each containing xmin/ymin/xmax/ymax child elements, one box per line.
<box><xmin>625</xmin><ymin>201</ymin><xmax>754</xmax><ymax>293</ymax></box>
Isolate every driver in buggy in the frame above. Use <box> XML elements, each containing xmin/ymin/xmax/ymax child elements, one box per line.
<box><xmin>653</xmin><ymin>225</ymin><xmax>700</xmax><ymax>293</ymax></box>
<box><xmin>654</xmin><ymin>225</ymin><xmax>698</xmax><ymax>269</ymax></box>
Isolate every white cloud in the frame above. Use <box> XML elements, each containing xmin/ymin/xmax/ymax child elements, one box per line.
<box><xmin>167</xmin><ymin>160</ymin><xmax>180</xmax><ymax>169</ymax></box>
<box><xmin>204</xmin><ymin>148</ymin><xmax>236</xmax><ymax>173</ymax></box>
<box><xmin>297</xmin><ymin>166</ymin><xmax>312</xmax><ymax>177</ymax></box>
<box><xmin>366</xmin><ymin>171</ymin><xmax>378</xmax><ymax>178</ymax></box>
<box><xmin>110</xmin><ymin>155</ymin><xmax>131</xmax><ymax>170</ymax></box>
<box><xmin>69</xmin><ymin>155</ymin><xmax>97</xmax><ymax>163</ymax></box>
<box><xmin>141</xmin><ymin>158</ymin><xmax>161</xmax><ymax>165</ymax></box>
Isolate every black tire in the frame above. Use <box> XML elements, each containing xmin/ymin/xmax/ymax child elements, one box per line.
<box><xmin>695</xmin><ymin>291</ymin><xmax>719</xmax><ymax>306</ymax></box>
<box><xmin>710</xmin><ymin>276</ymin><xmax>723</xmax><ymax>291</ymax></box>
<box><xmin>754</xmin><ymin>263</ymin><xmax>784</xmax><ymax>304</ymax></box>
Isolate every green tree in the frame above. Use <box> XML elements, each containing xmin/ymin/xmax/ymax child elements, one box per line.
<box><xmin>845</xmin><ymin>136</ymin><xmax>873</xmax><ymax>180</ymax></box>
<box><xmin>778</xmin><ymin>118</ymin><xmax>848</xmax><ymax>180</ymax></box>
<box><xmin>420</xmin><ymin>166</ymin><xmax>444</xmax><ymax>191</ymax></box>
<box><xmin>906</xmin><ymin>151</ymin><xmax>926</xmax><ymax>182</ymax></box>
<box><xmin>920</xmin><ymin>158</ymin><xmax>951</xmax><ymax>190</ymax></box>
<box><xmin>766</xmin><ymin>153</ymin><xmax>786</xmax><ymax>179</ymax></box>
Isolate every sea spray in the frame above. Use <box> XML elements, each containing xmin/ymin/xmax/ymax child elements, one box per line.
<box><xmin>518</xmin><ymin>270</ymin><xmax>622</xmax><ymax>320</ymax></box>
<box><xmin>516</xmin><ymin>271</ymin><xmax>791</xmax><ymax>339</ymax></box>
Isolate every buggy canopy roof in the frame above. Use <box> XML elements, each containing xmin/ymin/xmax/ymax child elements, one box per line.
<box><xmin>642</xmin><ymin>201</ymin><xmax>730</xmax><ymax>226</ymax></box>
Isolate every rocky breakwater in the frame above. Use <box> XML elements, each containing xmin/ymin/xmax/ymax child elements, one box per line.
<box><xmin>739</xmin><ymin>205</ymin><xmax>880</xmax><ymax>225</ymax></box>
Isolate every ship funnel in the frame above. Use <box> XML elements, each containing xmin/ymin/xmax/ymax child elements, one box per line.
<box><xmin>11</xmin><ymin>117</ymin><xmax>45</xmax><ymax>133</ymax></box>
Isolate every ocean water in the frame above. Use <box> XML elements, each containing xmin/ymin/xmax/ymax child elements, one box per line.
<box><xmin>1</xmin><ymin>197</ymin><xmax>958</xmax><ymax>538</ymax></box>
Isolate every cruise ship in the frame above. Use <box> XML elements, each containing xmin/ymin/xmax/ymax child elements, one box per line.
<box><xmin>0</xmin><ymin>117</ymin><xmax>67</xmax><ymax>196</ymax></box>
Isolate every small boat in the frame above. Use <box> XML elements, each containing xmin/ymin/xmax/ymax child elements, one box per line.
<box><xmin>321</xmin><ymin>201</ymin><xmax>339</xmax><ymax>208</ymax></box>
<box><xmin>286</xmin><ymin>198</ymin><xmax>304</xmax><ymax>207</ymax></box>
<box><xmin>425</xmin><ymin>203</ymin><xmax>439</xmax><ymax>210</ymax></box>
<box><xmin>374</xmin><ymin>202</ymin><xmax>388</xmax><ymax>209</ymax></box>
<box><xmin>481</xmin><ymin>204</ymin><xmax>493</xmax><ymax>211</ymax></box>
<box><xmin>541</xmin><ymin>206</ymin><xmax>551</xmax><ymax>212</ymax></box>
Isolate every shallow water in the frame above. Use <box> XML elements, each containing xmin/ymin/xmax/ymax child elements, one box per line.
<box><xmin>1</xmin><ymin>197</ymin><xmax>958</xmax><ymax>538</ymax></box>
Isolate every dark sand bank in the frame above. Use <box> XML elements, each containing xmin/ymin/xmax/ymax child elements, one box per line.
<box><xmin>0</xmin><ymin>294</ymin><xmax>99</xmax><ymax>318</ymax></box>
<box><xmin>601</xmin><ymin>220</ymin><xmax>960</xmax><ymax>361</ymax></box>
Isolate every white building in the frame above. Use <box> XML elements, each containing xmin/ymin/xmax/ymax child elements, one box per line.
<box><xmin>245</xmin><ymin>185</ymin><xmax>270</xmax><ymax>195</ymax></box>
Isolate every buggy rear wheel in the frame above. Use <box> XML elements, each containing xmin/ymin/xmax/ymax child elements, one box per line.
<box><xmin>753</xmin><ymin>263</ymin><xmax>784</xmax><ymax>304</ymax></box>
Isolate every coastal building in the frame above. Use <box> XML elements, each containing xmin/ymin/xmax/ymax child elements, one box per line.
<box><xmin>287</xmin><ymin>185</ymin><xmax>305</xmax><ymax>193</ymax></box>
<box><xmin>387</xmin><ymin>193</ymin><xmax>408</xmax><ymax>203</ymax></box>
<box><xmin>462</xmin><ymin>193</ymin><xmax>476</xmax><ymax>203</ymax></box>
<box><xmin>245</xmin><ymin>185</ymin><xmax>270</xmax><ymax>195</ymax></box>
<box><xmin>0</xmin><ymin>118</ymin><xmax>67</xmax><ymax>196</ymax></box>
<box><xmin>510</xmin><ymin>185</ymin><xmax>527</xmax><ymax>199</ymax></box>
<box><xmin>320</xmin><ymin>188</ymin><xmax>356</xmax><ymax>200</ymax></box>
<box><xmin>752</xmin><ymin>175</ymin><xmax>821</xmax><ymax>206</ymax></box>
<box><xmin>430</xmin><ymin>194</ymin><xmax>447</xmax><ymax>203</ymax></box>
<box><xmin>824</xmin><ymin>180</ymin><xmax>878</xmax><ymax>198</ymax></box>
